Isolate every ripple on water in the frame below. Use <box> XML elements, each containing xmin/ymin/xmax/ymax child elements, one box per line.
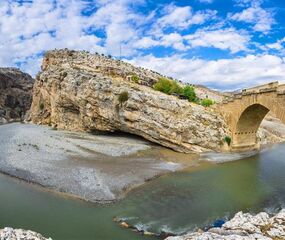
<box><xmin>200</xmin><ymin>151</ymin><xmax>258</xmax><ymax>163</ymax></box>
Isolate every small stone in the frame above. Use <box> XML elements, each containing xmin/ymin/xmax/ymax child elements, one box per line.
<box><xmin>119</xmin><ymin>221</ymin><xmax>129</xmax><ymax>228</ymax></box>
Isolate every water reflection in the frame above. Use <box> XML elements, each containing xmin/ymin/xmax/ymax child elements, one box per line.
<box><xmin>118</xmin><ymin>144</ymin><xmax>285</xmax><ymax>235</ymax></box>
<box><xmin>0</xmin><ymin>143</ymin><xmax>285</xmax><ymax>239</ymax></box>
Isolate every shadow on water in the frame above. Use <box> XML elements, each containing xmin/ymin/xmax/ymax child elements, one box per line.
<box><xmin>1</xmin><ymin>143</ymin><xmax>285</xmax><ymax>239</ymax></box>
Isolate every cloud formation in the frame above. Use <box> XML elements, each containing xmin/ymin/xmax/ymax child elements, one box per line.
<box><xmin>129</xmin><ymin>54</ymin><xmax>285</xmax><ymax>90</ymax></box>
<box><xmin>0</xmin><ymin>0</ymin><xmax>284</xmax><ymax>90</ymax></box>
<box><xmin>185</xmin><ymin>28</ymin><xmax>250</xmax><ymax>53</ymax></box>
<box><xmin>230</xmin><ymin>2</ymin><xmax>275</xmax><ymax>33</ymax></box>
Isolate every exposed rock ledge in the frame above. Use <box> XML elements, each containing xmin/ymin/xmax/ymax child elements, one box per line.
<box><xmin>166</xmin><ymin>209</ymin><xmax>285</xmax><ymax>240</ymax></box>
<box><xmin>0</xmin><ymin>227</ymin><xmax>51</xmax><ymax>240</ymax></box>
<box><xmin>30</xmin><ymin>49</ymin><xmax>229</xmax><ymax>153</ymax></box>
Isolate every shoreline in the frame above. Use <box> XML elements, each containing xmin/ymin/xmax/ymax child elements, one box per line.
<box><xmin>1</xmin><ymin>123</ymin><xmax>285</xmax><ymax>240</ymax></box>
<box><xmin>165</xmin><ymin>209</ymin><xmax>285</xmax><ymax>240</ymax></box>
<box><xmin>0</xmin><ymin>122</ymin><xmax>282</xmax><ymax>204</ymax></box>
<box><xmin>0</xmin><ymin>122</ymin><xmax>199</xmax><ymax>204</ymax></box>
<box><xmin>113</xmin><ymin>208</ymin><xmax>285</xmax><ymax>239</ymax></box>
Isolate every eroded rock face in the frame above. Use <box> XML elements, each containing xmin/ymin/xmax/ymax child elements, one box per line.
<box><xmin>30</xmin><ymin>49</ymin><xmax>229</xmax><ymax>153</ymax></box>
<box><xmin>166</xmin><ymin>210</ymin><xmax>285</xmax><ymax>240</ymax></box>
<box><xmin>0</xmin><ymin>68</ymin><xmax>34</xmax><ymax>123</ymax></box>
<box><xmin>258</xmin><ymin>115</ymin><xmax>285</xmax><ymax>145</ymax></box>
<box><xmin>0</xmin><ymin>227</ymin><xmax>51</xmax><ymax>240</ymax></box>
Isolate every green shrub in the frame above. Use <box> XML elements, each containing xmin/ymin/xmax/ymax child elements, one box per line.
<box><xmin>201</xmin><ymin>98</ymin><xmax>214</xmax><ymax>107</ymax></box>
<box><xmin>182</xmin><ymin>86</ymin><xmax>197</xmax><ymax>102</ymax></box>
<box><xmin>153</xmin><ymin>77</ymin><xmax>183</xmax><ymax>95</ymax></box>
<box><xmin>39</xmin><ymin>103</ymin><xmax>44</xmax><ymax>110</ymax></box>
<box><xmin>118</xmin><ymin>91</ymin><xmax>129</xmax><ymax>105</ymax></box>
<box><xmin>170</xmin><ymin>82</ymin><xmax>183</xmax><ymax>95</ymax></box>
<box><xmin>224</xmin><ymin>136</ymin><xmax>231</xmax><ymax>146</ymax></box>
<box><xmin>131</xmin><ymin>75</ymin><xmax>139</xmax><ymax>83</ymax></box>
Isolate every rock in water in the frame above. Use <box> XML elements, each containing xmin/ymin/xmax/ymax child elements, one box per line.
<box><xmin>30</xmin><ymin>49</ymin><xmax>229</xmax><ymax>153</ymax></box>
<box><xmin>166</xmin><ymin>210</ymin><xmax>285</xmax><ymax>240</ymax></box>
<box><xmin>0</xmin><ymin>67</ymin><xmax>34</xmax><ymax>123</ymax></box>
<box><xmin>0</xmin><ymin>227</ymin><xmax>52</xmax><ymax>240</ymax></box>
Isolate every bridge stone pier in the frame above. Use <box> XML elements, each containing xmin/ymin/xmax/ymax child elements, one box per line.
<box><xmin>219</xmin><ymin>82</ymin><xmax>285</xmax><ymax>151</ymax></box>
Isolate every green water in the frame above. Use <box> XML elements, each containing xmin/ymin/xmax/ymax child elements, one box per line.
<box><xmin>1</xmin><ymin>143</ymin><xmax>285</xmax><ymax>240</ymax></box>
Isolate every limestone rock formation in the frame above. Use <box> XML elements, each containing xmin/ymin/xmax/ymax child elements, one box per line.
<box><xmin>30</xmin><ymin>49</ymin><xmax>229</xmax><ymax>153</ymax></box>
<box><xmin>0</xmin><ymin>68</ymin><xmax>34</xmax><ymax>123</ymax></box>
<box><xmin>166</xmin><ymin>209</ymin><xmax>285</xmax><ymax>240</ymax></box>
<box><xmin>258</xmin><ymin>115</ymin><xmax>285</xmax><ymax>145</ymax></box>
<box><xmin>0</xmin><ymin>227</ymin><xmax>51</xmax><ymax>240</ymax></box>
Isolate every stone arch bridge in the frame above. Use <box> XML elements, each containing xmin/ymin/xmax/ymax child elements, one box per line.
<box><xmin>218</xmin><ymin>82</ymin><xmax>285</xmax><ymax>151</ymax></box>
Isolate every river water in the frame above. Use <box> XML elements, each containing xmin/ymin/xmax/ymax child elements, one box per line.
<box><xmin>1</xmin><ymin>143</ymin><xmax>285</xmax><ymax>240</ymax></box>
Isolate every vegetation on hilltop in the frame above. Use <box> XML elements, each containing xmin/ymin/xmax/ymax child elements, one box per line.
<box><xmin>153</xmin><ymin>77</ymin><xmax>198</xmax><ymax>102</ymax></box>
<box><xmin>153</xmin><ymin>77</ymin><xmax>215</xmax><ymax>107</ymax></box>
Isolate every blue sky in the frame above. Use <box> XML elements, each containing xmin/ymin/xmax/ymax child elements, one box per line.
<box><xmin>0</xmin><ymin>0</ymin><xmax>285</xmax><ymax>90</ymax></box>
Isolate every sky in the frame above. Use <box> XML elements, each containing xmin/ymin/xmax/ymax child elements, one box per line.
<box><xmin>0</xmin><ymin>0</ymin><xmax>285</xmax><ymax>91</ymax></box>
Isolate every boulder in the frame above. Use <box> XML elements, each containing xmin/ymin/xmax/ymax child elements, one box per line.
<box><xmin>166</xmin><ymin>210</ymin><xmax>285</xmax><ymax>240</ymax></box>
<box><xmin>0</xmin><ymin>227</ymin><xmax>51</xmax><ymax>240</ymax></box>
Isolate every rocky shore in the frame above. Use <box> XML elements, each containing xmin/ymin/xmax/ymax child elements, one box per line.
<box><xmin>0</xmin><ymin>122</ymin><xmax>197</xmax><ymax>203</ymax></box>
<box><xmin>0</xmin><ymin>227</ymin><xmax>51</xmax><ymax>240</ymax></box>
<box><xmin>166</xmin><ymin>209</ymin><xmax>285</xmax><ymax>240</ymax></box>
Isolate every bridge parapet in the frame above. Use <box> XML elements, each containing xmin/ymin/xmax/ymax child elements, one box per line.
<box><xmin>242</xmin><ymin>81</ymin><xmax>278</xmax><ymax>94</ymax></box>
<box><xmin>219</xmin><ymin>82</ymin><xmax>284</xmax><ymax>105</ymax></box>
<box><xmin>277</xmin><ymin>84</ymin><xmax>285</xmax><ymax>95</ymax></box>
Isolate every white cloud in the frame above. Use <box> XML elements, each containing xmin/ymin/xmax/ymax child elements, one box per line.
<box><xmin>230</xmin><ymin>2</ymin><xmax>275</xmax><ymax>33</ymax></box>
<box><xmin>0</xmin><ymin>0</ymin><xmax>106</xmax><ymax>68</ymax></box>
<box><xmin>133</xmin><ymin>37</ymin><xmax>160</xmax><ymax>49</ymax></box>
<box><xmin>89</xmin><ymin>0</ymin><xmax>148</xmax><ymax>56</ymax></box>
<box><xmin>198</xmin><ymin>0</ymin><xmax>214</xmax><ymax>3</ymax></box>
<box><xmin>185</xmin><ymin>28</ymin><xmax>250</xmax><ymax>53</ymax></box>
<box><xmin>129</xmin><ymin>54</ymin><xmax>285</xmax><ymax>90</ymax></box>
<box><xmin>156</xmin><ymin>4</ymin><xmax>216</xmax><ymax>30</ymax></box>
<box><xmin>161</xmin><ymin>33</ymin><xmax>186</xmax><ymax>51</ymax></box>
<box><xmin>266</xmin><ymin>37</ymin><xmax>285</xmax><ymax>51</ymax></box>
<box><xmin>0</xmin><ymin>0</ymin><xmax>283</xmax><ymax>92</ymax></box>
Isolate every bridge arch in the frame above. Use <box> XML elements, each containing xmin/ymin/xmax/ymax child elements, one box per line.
<box><xmin>218</xmin><ymin>82</ymin><xmax>285</xmax><ymax>151</ymax></box>
<box><xmin>232</xmin><ymin>104</ymin><xmax>270</xmax><ymax>150</ymax></box>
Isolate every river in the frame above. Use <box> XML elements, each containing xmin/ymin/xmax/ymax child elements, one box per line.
<box><xmin>1</xmin><ymin>143</ymin><xmax>285</xmax><ymax>239</ymax></box>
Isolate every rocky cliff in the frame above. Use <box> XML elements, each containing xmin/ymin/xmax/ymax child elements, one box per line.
<box><xmin>30</xmin><ymin>49</ymin><xmax>229</xmax><ymax>153</ymax></box>
<box><xmin>0</xmin><ymin>68</ymin><xmax>34</xmax><ymax>123</ymax></box>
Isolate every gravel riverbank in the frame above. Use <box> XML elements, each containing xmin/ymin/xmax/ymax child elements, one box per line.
<box><xmin>0</xmin><ymin>123</ymin><xmax>198</xmax><ymax>203</ymax></box>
